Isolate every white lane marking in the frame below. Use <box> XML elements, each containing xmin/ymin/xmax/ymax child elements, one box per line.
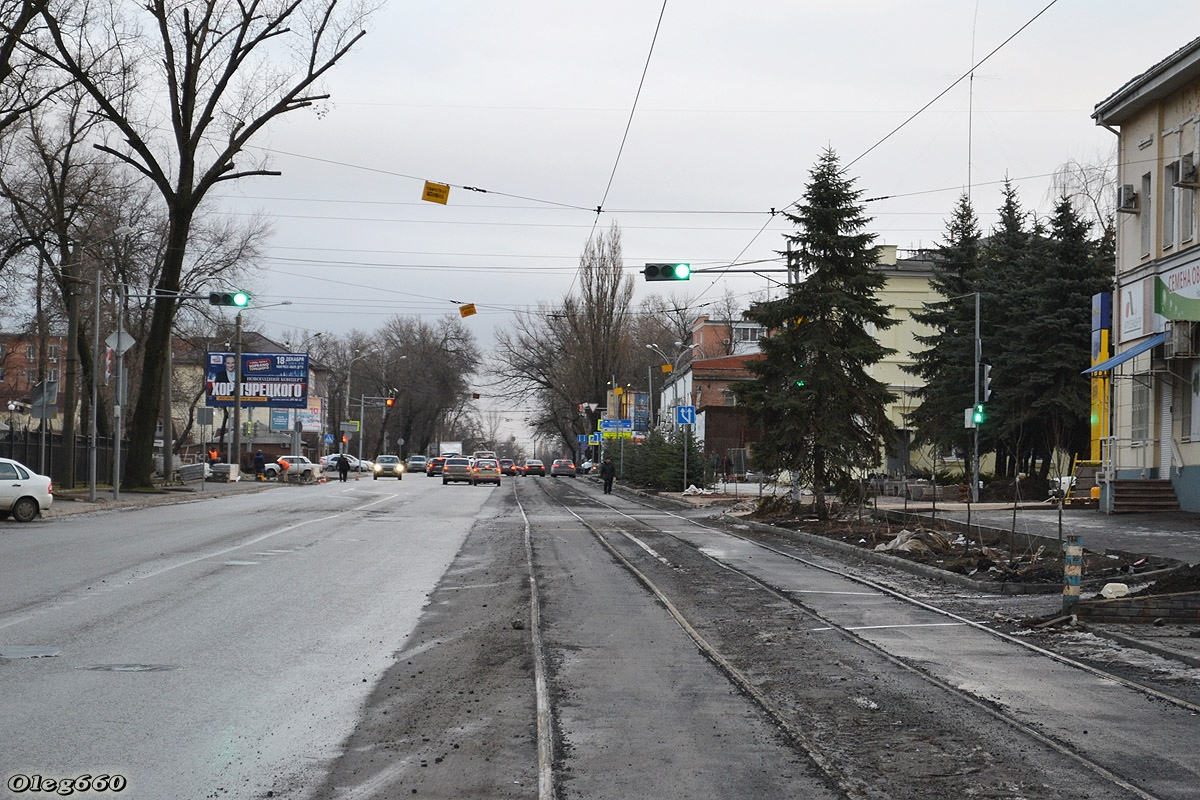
<box><xmin>809</xmin><ymin>622</ymin><xmax>969</xmax><ymax>632</ymax></box>
<box><xmin>619</xmin><ymin>531</ymin><xmax>670</xmax><ymax>565</ymax></box>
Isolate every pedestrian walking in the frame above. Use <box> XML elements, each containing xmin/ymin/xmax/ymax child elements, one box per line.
<box><xmin>600</xmin><ymin>457</ymin><xmax>616</xmax><ymax>494</ymax></box>
<box><xmin>337</xmin><ymin>454</ymin><xmax>351</xmax><ymax>482</ymax></box>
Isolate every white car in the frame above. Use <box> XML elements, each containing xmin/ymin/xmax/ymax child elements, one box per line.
<box><xmin>323</xmin><ymin>454</ymin><xmax>372</xmax><ymax>473</ymax></box>
<box><xmin>0</xmin><ymin>457</ymin><xmax>53</xmax><ymax>522</ymax></box>
<box><xmin>263</xmin><ymin>455</ymin><xmax>320</xmax><ymax>482</ymax></box>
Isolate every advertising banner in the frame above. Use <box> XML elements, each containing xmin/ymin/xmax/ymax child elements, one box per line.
<box><xmin>206</xmin><ymin>351</ymin><xmax>309</xmax><ymax>409</ymax></box>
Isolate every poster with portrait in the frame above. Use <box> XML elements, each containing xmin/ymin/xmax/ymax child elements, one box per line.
<box><xmin>205</xmin><ymin>351</ymin><xmax>309</xmax><ymax>409</ymax></box>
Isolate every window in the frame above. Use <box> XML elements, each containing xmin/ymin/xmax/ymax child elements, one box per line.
<box><xmin>25</xmin><ymin>344</ymin><xmax>34</xmax><ymax>361</ymax></box>
<box><xmin>1164</xmin><ymin>162</ymin><xmax>1177</xmax><ymax>247</ymax></box>
<box><xmin>47</xmin><ymin>344</ymin><xmax>60</xmax><ymax>362</ymax></box>
<box><xmin>722</xmin><ymin>389</ymin><xmax>738</xmax><ymax>406</ymax></box>
<box><xmin>1132</xmin><ymin>377</ymin><xmax>1151</xmax><ymax>442</ymax></box>
<box><xmin>1141</xmin><ymin>173</ymin><xmax>1153</xmax><ymax>256</ymax></box>
<box><xmin>1183</xmin><ymin>153</ymin><xmax>1196</xmax><ymax>243</ymax></box>
<box><xmin>0</xmin><ymin>344</ymin><xmax>6</xmax><ymax>358</ymax></box>
<box><xmin>46</xmin><ymin>369</ymin><xmax>59</xmax><ymax>383</ymax></box>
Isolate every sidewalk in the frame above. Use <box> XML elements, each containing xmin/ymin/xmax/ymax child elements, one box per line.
<box><xmin>48</xmin><ymin>476</ymin><xmax>284</xmax><ymax>518</ymax></box>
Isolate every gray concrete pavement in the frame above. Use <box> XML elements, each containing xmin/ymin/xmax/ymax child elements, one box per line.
<box><xmin>874</xmin><ymin>497</ymin><xmax>1200</xmax><ymax>566</ymax></box>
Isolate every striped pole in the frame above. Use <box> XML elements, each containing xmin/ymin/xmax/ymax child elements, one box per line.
<box><xmin>1063</xmin><ymin>535</ymin><xmax>1084</xmax><ymax>612</ymax></box>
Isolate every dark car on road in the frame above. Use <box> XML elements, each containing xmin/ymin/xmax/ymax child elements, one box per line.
<box><xmin>426</xmin><ymin>456</ymin><xmax>447</xmax><ymax>477</ymax></box>
<box><xmin>498</xmin><ymin>458</ymin><xmax>518</xmax><ymax>476</ymax></box>
<box><xmin>521</xmin><ymin>459</ymin><xmax>545</xmax><ymax>477</ymax></box>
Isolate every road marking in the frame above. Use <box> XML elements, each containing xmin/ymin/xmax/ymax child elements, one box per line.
<box><xmin>809</xmin><ymin>622</ymin><xmax>969</xmax><ymax>632</ymax></box>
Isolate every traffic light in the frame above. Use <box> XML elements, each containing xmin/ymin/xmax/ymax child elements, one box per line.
<box><xmin>385</xmin><ymin>396</ymin><xmax>395</xmax><ymax>407</ymax></box>
<box><xmin>643</xmin><ymin>262</ymin><xmax>691</xmax><ymax>282</ymax></box>
<box><xmin>209</xmin><ymin>290</ymin><xmax>250</xmax><ymax>307</ymax></box>
<box><xmin>972</xmin><ymin>403</ymin><xmax>986</xmax><ymax>425</ymax></box>
<box><xmin>982</xmin><ymin>364</ymin><xmax>992</xmax><ymax>402</ymax></box>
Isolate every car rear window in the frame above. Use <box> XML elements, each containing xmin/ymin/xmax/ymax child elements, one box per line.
<box><xmin>478</xmin><ymin>460</ymin><xmax>498</xmax><ymax>468</ymax></box>
<box><xmin>446</xmin><ymin>458</ymin><xmax>470</xmax><ymax>465</ymax></box>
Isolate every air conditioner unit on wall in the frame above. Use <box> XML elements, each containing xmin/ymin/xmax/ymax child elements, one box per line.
<box><xmin>1175</xmin><ymin>154</ymin><xmax>1200</xmax><ymax>188</ymax></box>
<box><xmin>1116</xmin><ymin>184</ymin><xmax>1139</xmax><ymax>213</ymax></box>
<box><xmin>1164</xmin><ymin>320</ymin><xmax>1198</xmax><ymax>359</ymax></box>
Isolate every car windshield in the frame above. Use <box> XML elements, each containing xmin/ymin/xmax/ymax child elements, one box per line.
<box><xmin>378</xmin><ymin>456</ymin><xmax>398</xmax><ymax>464</ymax></box>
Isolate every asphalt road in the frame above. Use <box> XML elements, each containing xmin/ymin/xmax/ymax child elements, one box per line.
<box><xmin>0</xmin><ymin>479</ymin><xmax>483</xmax><ymax>799</ymax></box>
<box><xmin>4</xmin><ymin>476</ymin><xmax>1199</xmax><ymax>799</ymax></box>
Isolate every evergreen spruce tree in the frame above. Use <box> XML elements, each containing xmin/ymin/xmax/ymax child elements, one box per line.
<box><xmin>907</xmin><ymin>193</ymin><xmax>982</xmax><ymax>467</ymax></box>
<box><xmin>735</xmin><ymin>148</ymin><xmax>896</xmax><ymax>520</ymax></box>
<box><xmin>977</xmin><ymin>180</ymin><xmax>1032</xmax><ymax>476</ymax></box>
<box><xmin>1020</xmin><ymin>196</ymin><xmax>1113</xmax><ymax>476</ymax></box>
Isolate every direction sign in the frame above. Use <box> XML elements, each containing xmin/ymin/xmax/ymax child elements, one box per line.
<box><xmin>676</xmin><ymin>405</ymin><xmax>696</xmax><ymax>425</ymax></box>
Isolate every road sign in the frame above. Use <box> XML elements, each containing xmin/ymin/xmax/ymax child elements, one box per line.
<box><xmin>340</xmin><ymin>421</ymin><xmax>360</xmax><ymax>433</ymax></box>
<box><xmin>105</xmin><ymin>328</ymin><xmax>136</xmax><ymax>355</ymax></box>
<box><xmin>577</xmin><ymin>434</ymin><xmax>588</xmax><ymax>443</ymax></box>
<box><xmin>676</xmin><ymin>405</ymin><xmax>696</xmax><ymax>425</ymax></box>
<box><xmin>324</xmin><ymin>433</ymin><xmax>335</xmax><ymax>445</ymax></box>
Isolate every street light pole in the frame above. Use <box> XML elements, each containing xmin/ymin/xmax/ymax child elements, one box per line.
<box><xmin>231</xmin><ymin>311</ymin><xmax>243</xmax><ymax>475</ymax></box>
<box><xmin>343</xmin><ymin>348</ymin><xmax>374</xmax><ymax>456</ymax></box>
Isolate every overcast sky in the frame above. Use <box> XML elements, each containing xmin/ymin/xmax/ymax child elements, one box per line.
<box><xmin>212</xmin><ymin>0</ymin><xmax>1197</xmax><ymax>346</ymax></box>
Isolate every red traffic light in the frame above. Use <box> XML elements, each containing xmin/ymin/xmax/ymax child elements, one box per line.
<box><xmin>385</xmin><ymin>396</ymin><xmax>395</xmax><ymax>407</ymax></box>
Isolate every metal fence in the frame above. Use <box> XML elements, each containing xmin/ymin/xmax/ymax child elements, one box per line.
<box><xmin>4</xmin><ymin>428</ymin><xmax>124</xmax><ymax>488</ymax></box>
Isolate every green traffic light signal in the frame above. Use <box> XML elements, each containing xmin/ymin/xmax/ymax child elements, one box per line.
<box><xmin>643</xmin><ymin>262</ymin><xmax>691</xmax><ymax>282</ymax></box>
<box><xmin>972</xmin><ymin>403</ymin><xmax>986</xmax><ymax>425</ymax></box>
<box><xmin>209</xmin><ymin>290</ymin><xmax>251</xmax><ymax>307</ymax></box>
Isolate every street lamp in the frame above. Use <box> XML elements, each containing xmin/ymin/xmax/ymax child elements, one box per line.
<box><xmin>88</xmin><ymin>226</ymin><xmax>133</xmax><ymax>502</ymax></box>
<box><xmin>343</xmin><ymin>348</ymin><xmax>375</xmax><ymax>455</ymax></box>
<box><xmin>646</xmin><ymin>342</ymin><xmax>700</xmax><ymax>427</ymax></box>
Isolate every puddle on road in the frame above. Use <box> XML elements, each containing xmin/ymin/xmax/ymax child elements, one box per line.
<box><xmin>0</xmin><ymin>646</ymin><xmax>61</xmax><ymax>659</ymax></box>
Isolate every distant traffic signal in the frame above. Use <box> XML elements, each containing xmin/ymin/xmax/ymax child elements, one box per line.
<box><xmin>972</xmin><ymin>403</ymin><xmax>986</xmax><ymax>425</ymax></box>
<box><xmin>643</xmin><ymin>262</ymin><xmax>691</xmax><ymax>282</ymax></box>
<box><xmin>209</xmin><ymin>290</ymin><xmax>250</xmax><ymax>307</ymax></box>
<box><xmin>982</xmin><ymin>364</ymin><xmax>993</xmax><ymax>402</ymax></box>
<box><xmin>385</xmin><ymin>396</ymin><xmax>395</xmax><ymax>407</ymax></box>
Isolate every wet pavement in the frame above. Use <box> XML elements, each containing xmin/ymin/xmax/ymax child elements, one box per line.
<box><xmin>46</xmin><ymin>475</ymin><xmax>288</xmax><ymax>517</ymax></box>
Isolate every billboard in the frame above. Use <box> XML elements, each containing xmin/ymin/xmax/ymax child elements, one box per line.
<box><xmin>206</xmin><ymin>351</ymin><xmax>309</xmax><ymax>409</ymax></box>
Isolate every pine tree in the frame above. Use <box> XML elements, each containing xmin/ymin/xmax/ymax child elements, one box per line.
<box><xmin>735</xmin><ymin>148</ymin><xmax>896</xmax><ymax>520</ymax></box>
<box><xmin>907</xmin><ymin>193</ymin><xmax>982</xmax><ymax>463</ymax></box>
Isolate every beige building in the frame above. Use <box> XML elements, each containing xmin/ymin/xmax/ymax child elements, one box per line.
<box><xmin>1092</xmin><ymin>36</ymin><xmax>1200</xmax><ymax>511</ymax></box>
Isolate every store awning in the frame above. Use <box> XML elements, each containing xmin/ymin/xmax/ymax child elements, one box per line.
<box><xmin>1082</xmin><ymin>331</ymin><xmax>1167</xmax><ymax>374</ymax></box>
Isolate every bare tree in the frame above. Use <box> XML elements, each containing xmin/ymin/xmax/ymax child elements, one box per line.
<box><xmin>494</xmin><ymin>223</ymin><xmax>637</xmax><ymax>455</ymax></box>
<box><xmin>34</xmin><ymin>0</ymin><xmax>373</xmax><ymax>488</ymax></box>
<box><xmin>0</xmin><ymin>0</ymin><xmax>58</xmax><ymax>135</ymax></box>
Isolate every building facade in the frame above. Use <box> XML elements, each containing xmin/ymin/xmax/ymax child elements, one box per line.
<box><xmin>1093</xmin><ymin>36</ymin><xmax>1200</xmax><ymax>511</ymax></box>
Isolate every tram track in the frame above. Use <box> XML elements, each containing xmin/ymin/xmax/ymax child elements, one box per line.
<box><xmin>518</xmin><ymin>476</ymin><xmax>1199</xmax><ymax>800</ymax></box>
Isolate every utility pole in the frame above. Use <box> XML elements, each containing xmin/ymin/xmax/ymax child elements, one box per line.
<box><xmin>972</xmin><ymin>292</ymin><xmax>980</xmax><ymax>504</ymax></box>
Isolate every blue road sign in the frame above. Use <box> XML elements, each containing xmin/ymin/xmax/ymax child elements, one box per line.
<box><xmin>324</xmin><ymin>433</ymin><xmax>335</xmax><ymax>446</ymax></box>
<box><xmin>676</xmin><ymin>405</ymin><xmax>696</xmax><ymax>425</ymax></box>
<box><xmin>577</xmin><ymin>434</ymin><xmax>588</xmax><ymax>443</ymax></box>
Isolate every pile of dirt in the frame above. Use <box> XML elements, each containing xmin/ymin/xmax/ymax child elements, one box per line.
<box><xmin>743</xmin><ymin>500</ymin><xmax>1155</xmax><ymax>586</ymax></box>
<box><xmin>1129</xmin><ymin>563</ymin><xmax>1200</xmax><ymax>596</ymax></box>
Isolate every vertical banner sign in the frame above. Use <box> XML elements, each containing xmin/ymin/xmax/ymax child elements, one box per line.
<box><xmin>206</xmin><ymin>352</ymin><xmax>310</xmax><ymax>409</ymax></box>
<box><xmin>1090</xmin><ymin>292</ymin><xmax>1112</xmax><ymax>461</ymax></box>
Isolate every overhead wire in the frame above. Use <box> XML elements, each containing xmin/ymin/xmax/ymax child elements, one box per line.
<box><xmin>690</xmin><ymin>0</ymin><xmax>1062</xmax><ymax>307</ymax></box>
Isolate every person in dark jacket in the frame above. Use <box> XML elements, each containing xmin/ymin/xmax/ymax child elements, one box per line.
<box><xmin>599</xmin><ymin>457</ymin><xmax>616</xmax><ymax>494</ymax></box>
<box><xmin>253</xmin><ymin>450</ymin><xmax>266</xmax><ymax>480</ymax></box>
<box><xmin>337</xmin><ymin>454</ymin><xmax>351</xmax><ymax>482</ymax></box>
